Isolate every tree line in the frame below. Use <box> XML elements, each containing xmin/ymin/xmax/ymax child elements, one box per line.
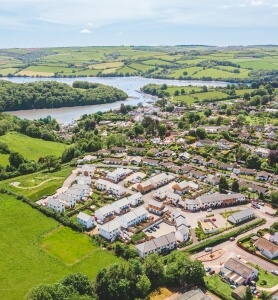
<box><xmin>0</xmin><ymin>80</ymin><xmax>128</xmax><ymax>111</ymax></box>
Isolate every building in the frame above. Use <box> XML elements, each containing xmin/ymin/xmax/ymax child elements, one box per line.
<box><xmin>219</xmin><ymin>257</ymin><xmax>258</xmax><ymax>286</ymax></box>
<box><xmin>117</xmin><ymin>206</ymin><xmax>148</xmax><ymax>228</ymax></box>
<box><xmin>150</xmin><ymin>173</ymin><xmax>175</xmax><ymax>188</ymax></box>
<box><xmin>46</xmin><ymin>198</ymin><xmax>65</xmax><ymax>213</ymax></box>
<box><xmin>172</xmin><ymin>180</ymin><xmax>199</xmax><ymax>195</ymax></box>
<box><xmin>111</xmin><ymin>197</ymin><xmax>131</xmax><ymax>214</ymax></box>
<box><xmin>71</xmin><ymin>184</ymin><xmax>90</xmax><ymax>195</ymax></box>
<box><xmin>137</xmin><ymin>180</ymin><xmax>153</xmax><ymax>194</ymax></box>
<box><xmin>77</xmin><ymin>212</ymin><xmax>95</xmax><ymax>229</ymax></box>
<box><xmin>183</xmin><ymin>199</ymin><xmax>200</xmax><ymax>211</ymax></box>
<box><xmin>95</xmin><ymin>205</ymin><xmax>115</xmax><ymax>222</ymax></box>
<box><xmin>78</xmin><ymin>164</ymin><xmax>95</xmax><ymax>177</ymax></box>
<box><xmin>56</xmin><ymin>193</ymin><xmax>76</xmax><ymax>208</ymax></box>
<box><xmin>76</xmin><ymin>175</ymin><xmax>92</xmax><ymax>185</ymax></box>
<box><xmin>198</xmin><ymin>193</ymin><xmax>245</xmax><ymax>209</ymax></box>
<box><xmin>127</xmin><ymin>192</ymin><xmax>143</xmax><ymax>206</ymax></box>
<box><xmin>167</xmin><ymin>192</ymin><xmax>182</xmax><ymax>204</ymax></box>
<box><xmin>154</xmin><ymin>185</ymin><xmax>173</xmax><ymax>200</ymax></box>
<box><xmin>228</xmin><ymin>209</ymin><xmax>255</xmax><ymax>225</ymax></box>
<box><xmin>231</xmin><ymin>286</ymin><xmax>247</xmax><ymax>300</ymax></box>
<box><xmin>95</xmin><ymin>179</ymin><xmax>110</xmax><ymax>191</ymax></box>
<box><xmin>136</xmin><ymin>232</ymin><xmax>177</xmax><ymax>258</ymax></box>
<box><xmin>63</xmin><ymin>188</ymin><xmax>84</xmax><ymax>201</ymax></box>
<box><xmin>254</xmin><ymin>238</ymin><xmax>278</xmax><ymax>259</ymax></box>
<box><xmin>108</xmin><ymin>183</ymin><xmax>126</xmax><ymax>197</ymax></box>
<box><xmin>175</xmin><ymin>225</ymin><xmax>190</xmax><ymax>242</ymax></box>
<box><xmin>256</xmin><ymin>171</ymin><xmax>272</xmax><ymax>181</ymax></box>
<box><xmin>99</xmin><ymin>220</ymin><xmax>121</xmax><ymax>241</ymax></box>
<box><xmin>148</xmin><ymin>199</ymin><xmax>167</xmax><ymax>215</ymax></box>
<box><xmin>106</xmin><ymin>168</ymin><xmax>132</xmax><ymax>183</ymax></box>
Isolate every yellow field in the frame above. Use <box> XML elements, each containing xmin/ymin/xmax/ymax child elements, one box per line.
<box><xmin>90</xmin><ymin>61</ymin><xmax>124</xmax><ymax>70</ymax></box>
<box><xmin>102</xmin><ymin>68</ymin><xmax>118</xmax><ymax>74</ymax></box>
<box><xmin>16</xmin><ymin>70</ymin><xmax>54</xmax><ymax>77</ymax></box>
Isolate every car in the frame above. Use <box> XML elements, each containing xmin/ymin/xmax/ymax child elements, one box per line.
<box><xmin>236</xmin><ymin>255</ymin><xmax>241</xmax><ymax>259</ymax></box>
<box><xmin>230</xmin><ymin>285</ymin><xmax>237</xmax><ymax>289</ymax></box>
<box><xmin>259</xmin><ymin>202</ymin><xmax>264</xmax><ymax>206</ymax></box>
<box><xmin>205</xmin><ymin>267</ymin><xmax>212</xmax><ymax>272</ymax></box>
<box><xmin>229</xmin><ymin>237</ymin><xmax>235</xmax><ymax>241</ymax></box>
<box><xmin>154</xmin><ymin>224</ymin><xmax>160</xmax><ymax>229</ymax></box>
<box><xmin>152</xmin><ymin>227</ymin><xmax>156</xmax><ymax>232</ymax></box>
<box><xmin>209</xmin><ymin>270</ymin><xmax>215</xmax><ymax>275</ymax></box>
<box><xmin>96</xmin><ymin>220</ymin><xmax>104</xmax><ymax>225</ymax></box>
<box><xmin>205</xmin><ymin>247</ymin><xmax>213</xmax><ymax>252</ymax></box>
<box><xmin>148</xmin><ymin>228</ymin><xmax>152</xmax><ymax>233</ymax></box>
<box><xmin>207</xmin><ymin>208</ymin><xmax>212</xmax><ymax>212</ymax></box>
<box><xmin>271</xmin><ymin>270</ymin><xmax>278</xmax><ymax>276</ymax></box>
<box><xmin>212</xmin><ymin>218</ymin><xmax>216</xmax><ymax>221</ymax></box>
<box><xmin>256</xmin><ymin>205</ymin><xmax>260</xmax><ymax>209</ymax></box>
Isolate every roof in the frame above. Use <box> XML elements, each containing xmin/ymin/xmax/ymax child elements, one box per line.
<box><xmin>112</xmin><ymin>197</ymin><xmax>130</xmax><ymax>208</ymax></box>
<box><xmin>133</xmin><ymin>206</ymin><xmax>148</xmax><ymax>217</ymax></box>
<box><xmin>228</xmin><ymin>208</ymin><xmax>255</xmax><ymax>222</ymax></box>
<box><xmin>148</xmin><ymin>199</ymin><xmax>164</xmax><ymax>209</ymax></box>
<box><xmin>47</xmin><ymin>198</ymin><xmax>63</xmax><ymax>207</ymax></box>
<box><xmin>128</xmin><ymin>192</ymin><xmax>142</xmax><ymax>201</ymax></box>
<box><xmin>184</xmin><ymin>198</ymin><xmax>200</xmax><ymax>205</ymax></box>
<box><xmin>167</xmin><ymin>192</ymin><xmax>181</xmax><ymax>201</ymax></box>
<box><xmin>99</xmin><ymin>220</ymin><xmax>120</xmax><ymax>232</ymax></box>
<box><xmin>150</xmin><ymin>173</ymin><xmax>169</xmax><ymax>184</ymax></box>
<box><xmin>56</xmin><ymin>193</ymin><xmax>72</xmax><ymax>202</ymax></box>
<box><xmin>72</xmin><ymin>184</ymin><xmax>90</xmax><ymax>190</ymax></box>
<box><xmin>224</xmin><ymin>257</ymin><xmax>256</xmax><ymax>279</ymax></box>
<box><xmin>77</xmin><ymin>212</ymin><xmax>92</xmax><ymax>222</ymax></box>
<box><xmin>96</xmin><ymin>179</ymin><xmax>110</xmax><ymax>186</ymax></box>
<box><xmin>254</xmin><ymin>238</ymin><xmax>278</xmax><ymax>255</ymax></box>
<box><xmin>176</xmin><ymin>289</ymin><xmax>210</xmax><ymax>300</ymax></box>
<box><xmin>64</xmin><ymin>188</ymin><xmax>83</xmax><ymax>196</ymax></box>
<box><xmin>231</xmin><ymin>286</ymin><xmax>246</xmax><ymax>299</ymax></box>
<box><xmin>95</xmin><ymin>204</ymin><xmax>114</xmax><ymax>215</ymax></box>
<box><xmin>176</xmin><ymin>215</ymin><xmax>188</xmax><ymax>227</ymax></box>
<box><xmin>135</xmin><ymin>232</ymin><xmax>177</xmax><ymax>254</ymax></box>
<box><xmin>198</xmin><ymin>193</ymin><xmax>244</xmax><ymax>204</ymax></box>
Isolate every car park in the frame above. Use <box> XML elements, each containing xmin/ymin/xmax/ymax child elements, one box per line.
<box><xmin>154</xmin><ymin>224</ymin><xmax>160</xmax><ymax>229</ymax></box>
<box><xmin>152</xmin><ymin>227</ymin><xmax>156</xmax><ymax>232</ymax></box>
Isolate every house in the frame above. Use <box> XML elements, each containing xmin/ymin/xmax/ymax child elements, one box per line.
<box><xmin>172</xmin><ymin>180</ymin><xmax>199</xmax><ymax>195</ymax></box>
<box><xmin>78</xmin><ymin>164</ymin><xmax>95</xmax><ymax>177</ymax></box>
<box><xmin>148</xmin><ymin>199</ymin><xmax>167</xmax><ymax>215</ymax></box>
<box><xmin>99</xmin><ymin>220</ymin><xmax>121</xmax><ymax>241</ymax></box>
<box><xmin>207</xmin><ymin>159</ymin><xmax>218</xmax><ymax>168</ymax></box>
<box><xmin>189</xmin><ymin>170</ymin><xmax>206</xmax><ymax>180</ymax></box>
<box><xmin>95</xmin><ymin>179</ymin><xmax>110</xmax><ymax>191</ymax></box>
<box><xmin>111</xmin><ymin>146</ymin><xmax>126</xmax><ymax>153</ymax></box>
<box><xmin>95</xmin><ymin>205</ymin><xmax>115</xmax><ymax>222</ymax></box>
<box><xmin>46</xmin><ymin>198</ymin><xmax>65</xmax><ymax>213</ymax></box>
<box><xmin>179</xmin><ymin>152</ymin><xmax>190</xmax><ymax>160</ymax></box>
<box><xmin>71</xmin><ymin>184</ymin><xmax>90</xmax><ymax>195</ymax></box>
<box><xmin>273</xmin><ymin>175</ymin><xmax>278</xmax><ymax>184</ymax></box>
<box><xmin>160</xmin><ymin>161</ymin><xmax>175</xmax><ymax>169</ymax></box>
<box><xmin>137</xmin><ymin>180</ymin><xmax>153</xmax><ymax>194</ymax></box>
<box><xmin>219</xmin><ymin>257</ymin><xmax>258</xmax><ymax>286</ymax></box>
<box><xmin>103</xmin><ymin>157</ymin><xmax>122</xmax><ymax>165</ymax></box>
<box><xmin>127</xmin><ymin>192</ymin><xmax>143</xmax><ymax>206</ymax></box>
<box><xmin>161</xmin><ymin>149</ymin><xmax>174</xmax><ymax>157</ymax></box>
<box><xmin>77</xmin><ymin>212</ymin><xmax>95</xmax><ymax>229</ymax></box>
<box><xmin>108</xmin><ymin>183</ymin><xmax>126</xmax><ymax>197</ymax></box>
<box><xmin>167</xmin><ymin>192</ymin><xmax>182</xmax><ymax>204</ymax></box>
<box><xmin>106</xmin><ymin>168</ymin><xmax>132</xmax><ymax>183</ymax></box>
<box><xmin>135</xmin><ymin>232</ymin><xmax>177</xmax><ymax>258</ymax></box>
<box><xmin>130</xmin><ymin>156</ymin><xmax>142</xmax><ymax>165</ymax></box>
<box><xmin>150</xmin><ymin>173</ymin><xmax>175</xmax><ymax>188</ymax></box>
<box><xmin>64</xmin><ymin>188</ymin><xmax>84</xmax><ymax>201</ymax></box>
<box><xmin>254</xmin><ymin>238</ymin><xmax>278</xmax><ymax>259</ymax></box>
<box><xmin>111</xmin><ymin>197</ymin><xmax>131</xmax><ymax>214</ymax></box>
<box><xmin>240</xmin><ymin>168</ymin><xmax>256</xmax><ymax>176</ymax></box>
<box><xmin>56</xmin><ymin>193</ymin><xmax>76</xmax><ymax>208</ymax></box>
<box><xmin>254</xmin><ymin>147</ymin><xmax>270</xmax><ymax>158</ymax></box>
<box><xmin>217</xmin><ymin>139</ymin><xmax>231</xmax><ymax>149</ymax></box>
<box><xmin>155</xmin><ymin>185</ymin><xmax>173</xmax><ymax>200</ymax></box>
<box><xmin>196</xmin><ymin>139</ymin><xmax>214</xmax><ymax>147</ymax></box>
<box><xmin>198</xmin><ymin>193</ymin><xmax>245</xmax><ymax>209</ymax></box>
<box><xmin>76</xmin><ymin>175</ymin><xmax>92</xmax><ymax>185</ymax></box>
<box><xmin>256</xmin><ymin>171</ymin><xmax>272</xmax><ymax>181</ymax></box>
<box><xmin>231</xmin><ymin>286</ymin><xmax>247</xmax><ymax>300</ymax></box>
<box><xmin>205</xmin><ymin>175</ymin><xmax>220</xmax><ymax>186</ymax></box>
<box><xmin>175</xmin><ymin>225</ymin><xmax>190</xmax><ymax>242</ymax></box>
<box><xmin>117</xmin><ymin>206</ymin><xmax>148</xmax><ymax>228</ymax></box>
<box><xmin>142</xmin><ymin>158</ymin><xmax>160</xmax><ymax>167</ymax></box>
<box><xmin>77</xmin><ymin>155</ymin><xmax>97</xmax><ymax>165</ymax></box>
<box><xmin>191</xmin><ymin>155</ymin><xmax>205</xmax><ymax>165</ymax></box>
<box><xmin>183</xmin><ymin>199</ymin><xmax>200</xmax><ymax>211</ymax></box>
<box><xmin>128</xmin><ymin>147</ymin><xmax>145</xmax><ymax>155</ymax></box>
<box><xmin>219</xmin><ymin>163</ymin><xmax>234</xmax><ymax>171</ymax></box>
<box><xmin>228</xmin><ymin>209</ymin><xmax>255</xmax><ymax>225</ymax></box>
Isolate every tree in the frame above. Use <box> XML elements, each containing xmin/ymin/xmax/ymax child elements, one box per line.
<box><xmin>144</xmin><ymin>253</ymin><xmax>164</xmax><ymax>288</ymax></box>
<box><xmin>136</xmin><ymin>275</ymin><xmax>151</xmax><ymax>299</ymax></box>
<box><xmin>158</xmin><ymin>124</ymin><xmax>167</xmax><ymax>138</ymax></box>
<box><xmin>270</xmin><ymin>192</ymin><xmax>278</xmax><ymax>205</ymax></box>
<box><xmin>231</xmin><ymin>180</ymin><xmax>239</xmax><ymax>192</ymax></box>
<box><xmin>268</xmin><ymin>150</ymin><xmax>278</xmax><ymax>166</ymax></box>
<box><xmin>181</xmin><ymin>88</ymin><xmax>185</xmax><ymax>95</ymax></box>
<box><xmin>61</xmin><ymin>273</ymin><xmax>94</xmax><ymax>296</ymax></box>
<box><xmin>237</xmin><ymin>114</ymin><xmax>246</xmax><ymax>125</ymax></box>
<box><xmin>174</xmin><ymin>90</ymin><xmax>180</xmax><ymax>96</ymax></box>
<box><xmin>204</xmin><ymin>109</ymin><xmax>212</xmax><ymax>117</ymax></box>
<box><xmin>43</xmin><ymin>155</ymin><xmax>60</xmax><ymax>171</ymax></box>
<box><xmin>219</xmin><ymin>176</ymin><xmax>229</xmax><ymax>192</ymax></box>
<box><xmin>133</xmin><ymin>123</ymin><xmax>144</xmax><ymax>136</ymax></box>
<box><xmin>243</xmin><ymin>286</ymin><xmax>253</xmax><ymax>300</ymax></box>
<box><xmin>196</xmin><ymin>128</ymin><xmax>207</xmax><ymax>140</ymax></box>
<box><xmin>9</xmin><ymin>152</ymin><xmax>25</xmax><ymax>169</ymax></box>
<box><xmin>246</xmin><ymin>154</ymin><xmax>261</xmax><ymax>170</ymax></box>
<box><xmin>260</xmin><ymin>291</ymin><xmax>268</xmax><ymax>300</ymax></box>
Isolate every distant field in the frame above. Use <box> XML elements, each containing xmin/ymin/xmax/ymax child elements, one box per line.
<box><xmin>239</xmin><ymin>60</ymin><xmax>278</xmax><ymax>70</ymax></box>
<box><xmin>16</xmin><ymin>70</ymin><xmax>54</xmax><ymax>77</ymax></box>
<box><xmin>142</xmin><ymin>59</ymin><xmax>173</xmax><ymax>66</ymax></box>
<box><xmin>90</xmin><ymin>61</ymin><xmax>124</xmax><ymax>70</ymax></box>
<box><xmin>117</xmin><ymin>65</ymin><xmax>138</xmax><ymax>75</ymax></box>
<box><xmin>129</xmin><ymin>63</ymin><xmax>155</xmax><ymax>72</ymax></box>
<box><xmin>170</xmin><ymin>67</ymin><xmax>203</xmax><ymax>78</ymax></box>
<box><xmin>0</xmin><ymin>132</ymin><xmax>67</xmax><ymax>162</ymax></box>
<box><xmin>0</xmin><ymin>195</ymin><xmax>122</xmax><ymax>300</ymax></box>
<box><xmin>0</xmin><ymin>67</ymin><xmax>18</xmax><ymax>75</ymax></box>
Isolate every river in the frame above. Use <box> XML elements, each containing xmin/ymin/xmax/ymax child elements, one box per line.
<box><xmin>2</xmin><ymin>77</ymin><xmax>228</xmax><ymax>124</ymax></box>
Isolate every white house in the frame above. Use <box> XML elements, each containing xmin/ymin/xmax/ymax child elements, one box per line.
<box><xmin>56</xmin><ymin>193</ymin><xmax>76</xmax><ymax>208</ymax></box>
<box><xmin>175</xmin><ymin>225</ymin><xmax>190</xmax><ymax>242</ymax></box>
<box><xmin>254</xmin><ymin>238</ymin><xmax>278</xmax><ymax>259</ymax></box>
<box><xmin>254</xmin><ymin>147</ymin><xmax>270</xmax><ymax>158</ymax></box>
<box><xmin>127</xmin><ymin>192</ymin><xmax>143</xmax><ymax>206</ymax></box>
<box><xmin>76</xmin><ymin>175</ymin><xmax>92</xmax><ymax>185</ymax></box>
<box><xmin>95</xmin><ymin>179</ymin><xmax>110</xmax><ymax>191</ymax></box>
<box><xmin>108</xmin><ymin>183</ymin><xmax>126</xmax><ymax>197</ymax></box>
<box><xmin>64</xmin><ymin>188</ymin><xmax>84</xmax><ymax>201</ymax></box>
<box><xmin>77</xmin><ymin>212</ymin><xmax>95</xmax><ymax>229</ymax></box>
<box><xmin>46</xmin><ymin>198</ymin><xmax>65</xmax><ymax>213</ymax></box>
<box><xmin>79</xmin><ymin>164</ymin><xmax>95</xmax><ymax>177</ymax></box>
<box><xmin>71</xmin><ymin>184</ymin><xmax>90</xmax><ymax>195</ymax></box>
<box><xmin>111</xmin><ymin>197</ymin><xmax>131</xmax><ymax>214</ymax></box>
<box><xmin>228</xmin><ymin>209</ymin><xmax>255</xmax><ymax>225</ymax></box>
<box><xmin>167</xmin><ymin>192</ymin><xmax>182</xmax><ymax>204</ymax></box>
<box><xmin>106</xmin><ymin>168</ymin><xmax>132</xmax><ymax>183</ymax></box>
<box><xmin>99</xmin><ymin>220</ymin><xmax>121</xmax><ymax>241</ymax></box>
<box><xmin>149</xmin><ymin>173</ymin><xmax>175</xmax><ymax>188</ymax></box>
<box><xmin>95</xmin><ymin>205</ymin><xmax>115</xmax><ymax>222</ymax></box>
<box><xmin>183</xmin><ymin>199</ymin><xmax>200</xmax><ymax>211</ymax></box>
<box><xmin>155</xmin><ymin>185</ymin><xmax>173</xmax><ymax>200</ymax></box>
<box><xmin>117</xmin><ymin>206</ymin><xmax>148</xmax><ymax>228</ymax></box>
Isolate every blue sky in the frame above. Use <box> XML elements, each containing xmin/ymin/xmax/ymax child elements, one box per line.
<box><xmin>1</xmin><ymin>0</ymin><xmax>278</xmax><ymax>48</ymax></box>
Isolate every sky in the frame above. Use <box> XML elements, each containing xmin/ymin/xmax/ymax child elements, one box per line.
<box><xmin>1</xmin><ymin>0</ymin><xmax>278</xmax><ymax>48</ymax></box>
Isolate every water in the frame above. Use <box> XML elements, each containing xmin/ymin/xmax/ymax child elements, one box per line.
<box><xmin>2</xmin><ymin>77</ymin><xmax>228</xmax><ymax>123</ymax></box>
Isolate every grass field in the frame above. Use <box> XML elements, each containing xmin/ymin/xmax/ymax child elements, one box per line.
<box><xmin>0</xmin><ymin>132</ymin><xmax>67</xmax><ymax>163</ymax></box>
<box><xmin>206</xmin><ymin>275</ymin><xmax>233</xmax><ymax>300</ymax></box>
<box><xmin>0</xmin><ymin>166</ymin><xmax>72</xmax><ymax>201</ymax></box>
<box><xmin>117</xmin><ymin>65</ymin><xmax>138</xmax><ymax>75</ymax></box>
<box><xmin>0</xmin><ymin>195</ymin><xmax>122</xmax><ymax>300</ymax></box>
<box><xmin>16</xmin><ymin>70</ymin><xmax>55</xmax><ymax>77</ymax></box>
<box><xmin>90</xmin><ymin>61</ymin><xmax>124</xmax><ymax>70</ymax></box>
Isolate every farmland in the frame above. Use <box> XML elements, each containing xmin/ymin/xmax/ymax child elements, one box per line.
<box><xmin>1</xmin><ymin>45</ymin><xmax>278</xmax><ymax>81</ymax></box>
<box><xmin>0</xmin><ymin>132</ymin><xmax>67</xmax><ymax>163</ymax></box>
<box><xmin>0</xmin><ymin>195</ymin><xmax>122</xmax><ymax>299</ymax></box>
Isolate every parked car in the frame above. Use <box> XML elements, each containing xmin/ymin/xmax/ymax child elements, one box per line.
<box><xmin>154</xmin><ymin>224</ymin><xmax>160</xmax><ymax>229</ymax></box>
<box><xmin>147</xmin><ymin>228</ymin><xmax>152</xmax><ymax>233</ymax></box>
<box><xmin>205</xmin><ymin>247</ymin><xmax>213</xmax><ymax>252</ymax></box>
<box><xmin>212</xmin><ymin>218</ymin><xmax>216</xmax><ymax>221</ymax></box>
<box><xmin>229</xmin><ymin>237</ymin><xmax>235</xmax><ymax>241</ymax></box>
<box><xmin>230</xmin><ymin>285</ymin><xmax>237</xmax><ymax>289</ymax></box>
<box><xmin>152</xmin><ymin>227</ymin><xmax>156</xmax><ymax>232</ymax></box>
<box><xmin>207</xmin><ymin>208</ymin><xmax>212</xmax><ymax>212</ymax></box>
<box><xmin>209</xmin><ymin>270</ymin><xmax>215</xmax><ymax>275</ymax></box>
<box><xmin>258</xmin><ymin>202</ymin><xmax>264</xmax><ymax>206</ymax></box>
<box><xmin>271</xmin><ymin>270</ymin><xmax>278</xmax><ymax>276</ymax></box>
<box><xmin>205</xmin><ymin>267</ymin><xmax>212</xmax><ymax>272</ymax></box>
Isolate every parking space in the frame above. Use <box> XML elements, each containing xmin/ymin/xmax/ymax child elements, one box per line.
<box><xmin>145</xmin><ymin>221</ymin><xmax>175</xmax><ymax>238</ymax></box>
<box><xmin>124</xmin><ymin>172</ymin><xmax>146</xmax><ymax>184</ymax></box>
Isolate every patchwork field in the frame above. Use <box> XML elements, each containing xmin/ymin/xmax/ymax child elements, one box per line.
<box><xmin>0</xmin><ymin>195</ymin><xmax>122</xmax><ymax>300</ymax></box>
<box><xmin>0</xmin><ymin>132</ymin><xmax>67</xmax><ymax>163</ymax></box>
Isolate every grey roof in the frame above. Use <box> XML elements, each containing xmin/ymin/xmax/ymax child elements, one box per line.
<box><xmin>100</xmin><ymin>220</ymin><xmax>120</xmax><ymax>232</ymax></box>
<box><xmin>128</xmin><ymin>192</ymin><xmax>142</xmax><ymax>202</ymax></box>
<box><xmin>177</xmin><ymin>225</ymin><xmax>190</xmax><ymax>235</ymax></box>
<box><xmin>77</xmin><ymin>212</ymin><xmax>92</xmax><ymax>222</ymax></box>
<box><xmin>47</xmin><ymin>198</ymin><xmax>63</xmax><ymax>206</ymax></box>
<box><xmin>176</xmin><ymin>215</ymin><xmax>188</xmax><ymax>227</ymax></box>
<box><xmin>148</xmin><ymin>199</ymin><xmax>164</xmax><ymax>208</ymax></box>
<box><xmin>198</xmin><ymin>193</ymin><xmax>244</xmax><ymax>204</ymax></box>
<box><xmin>224</xmin><ymin>257</ymin><xmax>256</xmax><ymax>279</ymax></box>
<box><xmin>56</xmin><ymin>193</ymin><xmax>72</xmax><ymax>202</ymax></box>
<box><xmin>64</xmin><ymin>188</ymin><xmax>83</xmax><ymax>196</ymax></box>
<box><xmin>72</xmin><ymin>183</ymin><xmax>90</xmax><ymax>190</ymax></box>
<box><xmin>228</xmin><ymin>208</ymin><xmax>255</xmax><ymax>223</ymax></box>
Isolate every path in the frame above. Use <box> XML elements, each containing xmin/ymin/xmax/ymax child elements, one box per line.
<box><xmin>10</xmin><ymin>177</ymin><xmax>63</xmax><ymax>190</ymax></box>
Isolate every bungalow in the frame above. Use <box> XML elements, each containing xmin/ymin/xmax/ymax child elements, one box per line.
<box><xmin>240</xmin><ymin>168</ymin><xmax>256</xmax><ymax>176</ymax></box>
<box><xmin>219</xmin><ymin>257</ymin><xmax>258</xmax><ymax>286</ymax></box>
<box><xmin>130</xmin><ymin>156</ymin><xmax>142</xmax><ymax>165</ymax></box>
<box><xmin>99</xmin><ymin>219</ymin><xmax>121</xmax><ymax>241</ymax></box>
<box><xmin>111</xmin><ymin>197</ymin><xmax>131</xmax><ymax>214</ymax></box>
<box><xmin>142</xmin><ymin>158</ymin><xmax>160</xmax><ymax>167</ymax></box>
<box><xmin>256</xmin><ymin>171</ymin><xmax>272</xmax><ymax>181</ymax></box>
<box><xmin>219</xmin><ymin>163</ymin><xmax>234</xmax><ymax>171</ymax></box>
<box><xmin>160</xmin><ymin>161</ymin><xmax>175</xmax><ymax>169</ymax></box>
<box><xmin>183</xmin><ymin>198</ymin><xmax>200</xmax><ymax>211</ymax></box>
<box><xmin>95</xmin><ymin>179</ymin><xmax>110</xmax><ymax>191</ymax></box>
<box><xmin>46</xmin><ymin>198</ymin><xmax>65</xmax><ymax>213</ymax></box>
<box><xmin>189</xmin><ymin>170</ymin><xmax>206</xmax><ymax>180</ymax></box>
<box><xmin>217</xmin><ymin>139</ymin><xmax>231</xmax><ymax>149</ymax></box>
<box><xmin>179</xmin><ymin>152</ymin><xmax>190</xmax><ymax>160</ymax></box>
<box><xmin>155</xmin><ymin>185</ymin><xmax>173</xmax><ymax>200</ymax></box>
<box><xmin>64</xmin><ymin>188</ymin><xmax>84</xmax><ymax>201</ymax></box>
<box><xmin>132</xmin><ymin>137</ymin><xmax>147</xmax><ymax>144</ymax></box>
<box><xmin>128</xmin><ymin>147</ymin><xmax>145</xmax><ymax>155</ymax></box>
<box><xmin>196</xmin><ymin>139</ymin><xmax>214</xmax><ymax>147</ymax></box>
<box><xmin>103</xmin><ymin>157</ymin><xmax>122</xmax><ymax>165</ymax></box>
<box><xmin>254</xmin><ymin>147</ymin><xmax>270</xmax><ymax>158</ymax></box>
<box><xmin>108</xmin><ymin>183</ymin><xmax>126</xmax><ymax>197</ymax></box>
<box><xmin>228</xmin><ymin>209</ymin><xmax>255</xmax><ymax>225</ymax></box>
<box><xmin>117</xmin><ymin>206</ymin><xmax>148</xmax><ymax>228</ymax></box>
<box><xmin>273</xmin><ymin>175</ymin><xmax>278</xmax><ymax>184</ymax></box>
<box><xmin>78</xmin><ymin>164</ymin><xmax>95</xmax><ymax>177</ymax></box>
<box><xmin>161</xmin><ymin>149</ymin><xmax>174</xmax><ymax>157</ymax></box>
<box><xmin>76</xmin><ymin>175</ymin><xmax>92</xmax><ymax>185</ymax></box>
<box><xmin>111</xmin><ymin>146</ymin><xmax>126</xmax><ymax>153</ymax></box>
<box><xmin>77</xmin><ymin>212</ymin><xmax>95</xmax><ymax>229</ymax></box>
<box><xmin>205</xmin><ymin>175</ymin><xmax>220</xmax><ymax>186</ymax></box>
<box><xmin>254</xmin><ymin>238</ymin><xmax>278</xmax><ymax>259</ymax></box>
<box><xmin>127</xmin><ymin>192</ymin><xmax>143</xmax><ymax>206</ymax></box>
<box><xmin>191</xmin><ymin>155</ymin><xmax>205</xmax><ymax>165</ymax></box>
<box><xmin>136</xmin><ymin>232</ymin><xmax>177</xmax><ymax>258</ymax></box>
<box><xmin>148</xmin><ymin>199</ymin><xmax>166</xmax><ymax>215</ymax></box>
<box><xmin>95</xmin><ymin>204</ymin><xmax>115</xmax><ymax>222</ymax></box>
<box><xmin>77</xmin><ymin>155</ymin><xmax>96</xmax><ymax>165</ymax></box>
<box><xmin>56</xmin><ymin>193</ymin><xmax>76</xmax><ymax>208</ymax></box>
<box><xmin>207</xmin><ymin>159</ymin><xmax>218</xmax><ymax>168</ymax></box>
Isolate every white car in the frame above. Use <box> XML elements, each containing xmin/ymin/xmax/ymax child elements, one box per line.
<box><xmin>205</xmin><ymin>247</ymin><xmax>213</xmax><ymax>252</ymax></box>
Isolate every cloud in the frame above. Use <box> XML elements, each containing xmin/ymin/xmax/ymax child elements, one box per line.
<box><xmin>79</xmin><ymin>29</ymin><xmax>91</xmax><ymax>34</ymax></box>
<box><xmin>250</xmin><ymin>0</ymin><xmax>264</xmax><ymax>6</ymax></box>
<box><xmin>117</xmin><ymin>31</ymin><xmax>123</xmax><ymax>35</ymax></box>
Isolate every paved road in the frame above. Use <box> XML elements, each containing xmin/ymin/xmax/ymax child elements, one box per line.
<box><xmin>89</xmin><ymin>164</ymin><xmax>140</xmax><ymax>170</ymax></box>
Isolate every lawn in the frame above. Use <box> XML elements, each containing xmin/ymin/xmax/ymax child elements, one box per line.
<box><xmin>0</xmin><ymin>132</ymin><xmax>67</xmax><ymax>163</ymax></box>
<box><xmin>206</xmin><ymin>275</ymin><xmax>233</xmax><ymax>300</ymax></box>
<box><xmin>0</xmin><ymin>195</ymin><xmax>122</xmax><ymax>300</ymax></box>
<box><xmin>249</xmin><ymin>263</ymin><xmax>278</xmax><ymax>288</ymax></box>
<box><xmin>0</xmin><ymin>166</ymin><xmax>72</xmax><ymax>201</ymax></box>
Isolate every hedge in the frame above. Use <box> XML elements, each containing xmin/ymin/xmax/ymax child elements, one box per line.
<box><xmin>185</xmin><ymin>218</ymin><xmax>266</xmax><ymax>254</ymax></box>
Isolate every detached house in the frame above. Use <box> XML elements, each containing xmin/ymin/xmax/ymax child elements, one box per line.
<box><xmin>77</xmin><ymin>212</ymin><xmax>95</xmax><ymax>229</ymax></box>
<box><xmin>228</xmin><ymin>209</ymin><xmax>255</xmax><ymax>225</ymax></box>
<box><xmin>256</xmin><ymin>171</ymin><xmax>272</xmax><ymax>181</ymax></box>
<box><xmin>46</xmin><ymin>198</ymin><xmax>65</xmax><ymax>213</ymax></box>
<box><xmin>148</xmin><ymin>199</ymin><xmax>166</xmax><ymax>215</ymax></box>
<box><xmin>111</xmin><ymin>197</ymin><xmax>130</xmax><ymax>214</ymax></box>
<box><xmin>99</xmin><ymin>220</ymin><xmax>121</xmax><ymax>241</ymax></box>
<box><xmin>127</xmin><ymin>192</ymin><xmax>143</xmax><ymax>206</ymax></box>
<box><xmin>254</xmin><ymin>238</ymin><xmax>278</xmax><ymax>259</ymax></box>
<box><xmin>79</xmin><ymin>164</ymin><xmax>95</xmax><ymax>177</ymax></box>
<box><xmin>96</xmin><ymin>179</ymin><xmax>110</xmax><ymax>191</ymax></box>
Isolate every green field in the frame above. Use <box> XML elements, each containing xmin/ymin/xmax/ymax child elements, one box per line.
<box><xmin>0</xmin><ymin>166</ymin><xmax>72</xmax><ymax>201</ymax></box>
<box><xmin>206</xmin><ymin>275</ymin><xmax>233</xmax><ymax>300</ymax></box>
<box><xmin>0</xmin><ymin>132</ymin><xmax>67</xmax><ymax>164</ymax></box>
<box><xmin>0</xmin><ymin>195</ymin><xmax>122</xmax><ymax>300</ymax></box>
